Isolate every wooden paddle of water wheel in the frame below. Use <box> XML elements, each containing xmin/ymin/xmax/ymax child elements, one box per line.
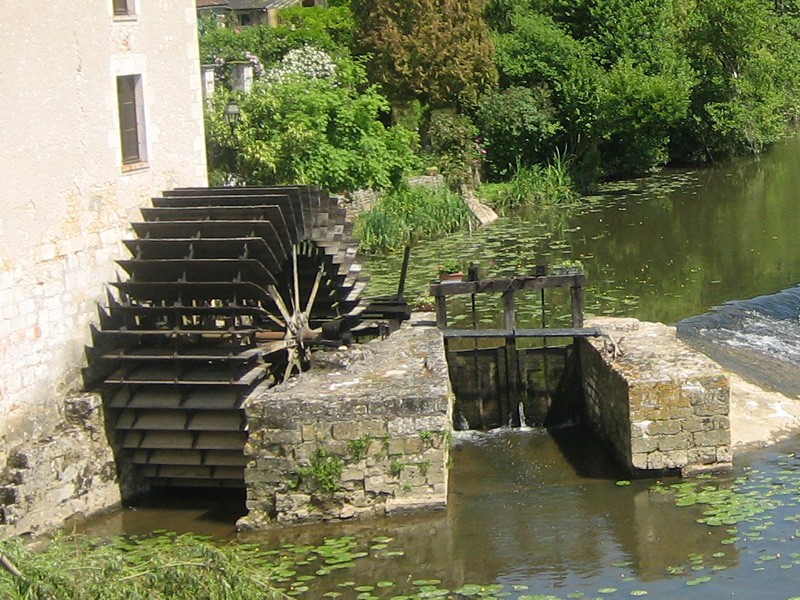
<box><xmin>86</xmin><ymin>185</ymin><xmax>404</xmax><ymax>489</ymax></box>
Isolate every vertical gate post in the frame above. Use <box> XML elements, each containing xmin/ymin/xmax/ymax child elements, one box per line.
<box><xmin>502</xmin><ymin>289</ymin><xmax>520</xmax><ymax>427</ymax></box>
<box><xmin>571</xmin><ymin>281</ymin><xmax>585</xmax><ymax>327</ymax></box>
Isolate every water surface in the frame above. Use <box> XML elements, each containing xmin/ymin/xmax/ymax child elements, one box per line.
<box><xmin>365</xmin><ymin>134</ymin><xmax>800</xmax><ymax>327</ymax></box>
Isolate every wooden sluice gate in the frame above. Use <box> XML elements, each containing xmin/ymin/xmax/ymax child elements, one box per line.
<box><xmin>430</xmin><ymin>272</ymin><xmax>600</xmax><ymax>430</ymax></box>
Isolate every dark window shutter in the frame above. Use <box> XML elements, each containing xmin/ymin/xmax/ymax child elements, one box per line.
<box><xmin>113</xmin><ymin>0</ymin><xmax>130</xmax><ymax>16</ymax></box>
<box><xmin>117</xmin><ymin>76</ymin><xmax>140</xmax><ymax>164</ymax></box>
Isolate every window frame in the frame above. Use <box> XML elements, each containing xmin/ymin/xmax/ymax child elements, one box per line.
<box><xmin>116</xmin><ymin>74</ymin><xmax>148</xmax><ymax>170</ymax></box>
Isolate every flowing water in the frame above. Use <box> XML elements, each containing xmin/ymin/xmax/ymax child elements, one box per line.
<box><xmin>83</xmin><ymin>136</ymin><xmax>800</xmax><ymax>599</ymax></box>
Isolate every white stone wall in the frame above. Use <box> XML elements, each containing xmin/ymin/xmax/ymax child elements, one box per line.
<box><xmin>0</xmin><ymin>2</ymin><xmax>208</xmax><ymax>464</ymax></box>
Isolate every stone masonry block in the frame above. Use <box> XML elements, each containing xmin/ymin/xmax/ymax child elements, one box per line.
<box><xmin>387</xmin><ymin>438</ymin><xmax>405</xmax><ymax>456</ymax></box>
<box><xmin>263</xmin><ymin>429</ymin><xmax>302</xmax><ymax>445</ymax></box>
<box><xmin>688</xmin><ymin>447</ymin><xmax>717</xmax><ymax>465</ymax></box>
<box><xmin>582</xmin><ymin>318</ymin><xmax>732</xmax><ymax>476</ymax></box>
<box><xmin>645</xmin><ymin>420</ymin><xmax>682</xmax><ymax>436</ymax></box>
<box><xmin>301</xmin><ymin>423</ymin><xmax>330</xmax><ymax>442</ymax></box>
<box><xmin>388</xmin><ymin>415</ymin><xmax>448</xmax><ymax>437</ymax></box>
<box><xmin>631</xmin><ymin>436</ymin><xmax>659</xmax><ymax>454</ymax></box>
<box><xmin>657</xmin><ymin>433</ymin><xmax>690</xmax><ymax>452</ymax></box>
<box><xmin>364</xmin><ymin>475</ymin><xmax>395</xmax><ymax>495</ymax></box>
<box><xmin>693</xmin><ymin>428</ymin><xmax>730</xmax><ymax>448</ymax></box>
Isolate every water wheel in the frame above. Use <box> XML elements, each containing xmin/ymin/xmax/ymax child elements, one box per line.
<box><xmin>86</xmin><ymin>185</ymin><xmax>389</xmax><ymax>489</ymax></box>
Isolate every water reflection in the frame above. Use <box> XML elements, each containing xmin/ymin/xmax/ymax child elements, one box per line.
<box><xmin>365</xmin><ymin>134</ymin><xmax>800</xmax><ymax>327</ymax></box>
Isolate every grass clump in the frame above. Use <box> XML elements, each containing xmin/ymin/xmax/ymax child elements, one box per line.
<box><xmin>480</xmin><ymin>156</ymin><xmax>578</xmax><ymax>213</ymax></box>
<box><xmin>355</xmin><ymin>184</ymin><xmax>475</xmax><ymax>253</ymax></box>
<box><xmin>299</xmin><ymin>447</ymin><xmax>344</xmax><ymax>494</ymax></box>
<box><xmin>0</xmin><ymin>533</ymin><xmax>289</xmax><ymax>600</ymax></box>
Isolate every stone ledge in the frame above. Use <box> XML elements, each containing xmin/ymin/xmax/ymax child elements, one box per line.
<box><xmin>580</xmin><ymin>318</ymin><xmax>732</xmax><ymax>477</ymax></box>
<box><xmin>0</xmin><ymin>393</ymin><xmax>122</xmax><ymax>537</ymax></box>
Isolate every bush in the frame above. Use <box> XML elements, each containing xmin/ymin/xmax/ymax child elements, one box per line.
<box><xmin>205</xmin><ymin>59</ymin><xmax>420</xmax><ymax>193</ymax></box>
<box><xmin>595</xmin><ymin>59</ymin><xmax>692</xmax><ymax>176</ymax></box>
<box><xmin>475</xmin><ymin>86</ymin><xmax>562</xmax><ymax>180</ymax></box>
<box><xmin>355</xmin><ymin>185</ymin><xmax>475</xmax><ymax>253</ymax></box>
<box><xmin>427</xmin><ymin>111</ymin><xmax>480</xmax><ymax>189</ymax></box>
<box><xmin>200</xmin><ymin>6</ymin><xmax>354</xmax><ymax>68</ymax></box>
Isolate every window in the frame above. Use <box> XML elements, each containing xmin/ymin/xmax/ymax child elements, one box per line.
<box><xmin>113</xmin><ymin>0</ymin><xmax>131</xmax><ymax>16</ymax></box>
<box><xmin>116</xmin><ymin>75</ymin><xmax>147</xmax><ymax>167</ymax></box>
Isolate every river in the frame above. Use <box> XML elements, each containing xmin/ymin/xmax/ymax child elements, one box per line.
<box><xmin>83</xmin><ymin>135</ymin><xmax>800</xmax><ymax>599</ymax></box>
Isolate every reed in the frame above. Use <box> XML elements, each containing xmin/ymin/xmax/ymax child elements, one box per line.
<box><xmin>355</xmin><ymin>185</ymin><xmax>475</xmax><ymax>253</ymax></box>
<box><xmin>482</xmin><ymin>155</ymin><xmax>578</xmax><ymax>213</ymax></box>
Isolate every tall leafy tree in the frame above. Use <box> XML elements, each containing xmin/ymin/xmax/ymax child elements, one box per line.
<box><xmin>351</xmin><ymin>0</ymin><xmax>498</xmax><ymax>108</ymax></box>
<box><xmin>493</xmin><ymin>11</ymin><xmax>601</xmax><ymax>147</ymax></box>
<box><xmin>674</xmin><ymin>0</ymin><xmax>800</xmax><ymax>161</ymax></box>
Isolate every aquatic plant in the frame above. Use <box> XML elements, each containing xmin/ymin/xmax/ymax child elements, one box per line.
<box><xmin>0</xmin><ymin>533</ymin><xmax>289</xmax><ymax>600</ymax></box>
<box><xmin>480</xmin><ymin>157</ymin><xmax>578</xmax><ymax>213</ymax></box>
<box><xmin>355</xmin><ymin>185</ymin><xmax>475</xmax><ymax>253</ymax></box>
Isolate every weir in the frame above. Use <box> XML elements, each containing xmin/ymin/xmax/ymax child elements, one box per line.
<box><xmin>431</xmin><ymin>271</ymin><xmax>599</xmax><ymax>429</ymax></box>
<box><xmin>433</xmin><ymin>272</ymin><xmax>733</xmax><ymax>478</ymax></box>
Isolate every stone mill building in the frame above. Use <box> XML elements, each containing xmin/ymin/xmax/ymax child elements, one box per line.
<box><xmin>0</xmin><ymin>1</ymin><xmax>208</xmax><ymax>533</ymax></box>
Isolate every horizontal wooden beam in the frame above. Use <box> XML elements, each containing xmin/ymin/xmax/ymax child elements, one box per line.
<box><xmin>429</xmin><ymin>274</ymin><xmax>585</xmax><ymax>297</ymax></box>
<box><xmin>442</xmin><ymin>327</ymin><xmax>601</xmax><ymax>339</ymax></box>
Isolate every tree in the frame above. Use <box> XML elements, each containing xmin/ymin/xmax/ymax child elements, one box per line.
<box><xmin>596</xmin><ymin>60</ymin><xmax>691</xmax><ymax>176</ymax></box>
<box><xmin>493</xmin><ymin>11</ymin><xmax>601</xmax><ymax>147</ymax></box>
<box><xmin>351</xmin><ymin>0</ymin><xmax>498</xmax><ymax>108</ymax></box>
<box><xmin>672</xmin><ymin>0</ymin><xmax>800</xmax><ymax>161</ymax></box>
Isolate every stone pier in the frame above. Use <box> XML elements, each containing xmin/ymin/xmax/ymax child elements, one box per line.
<box><xmin>580</xmin><ymin>318</ymin><xmax>732</xmax><ymax>476</ymax></box>
<box><xmin>239</xmin><ymin>315</ymin><xmax>453</xmax><ymax>528</ymax></box>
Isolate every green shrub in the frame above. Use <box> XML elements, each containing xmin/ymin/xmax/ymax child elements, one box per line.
<box><xmin>347</xmin><ymin>435</ymin><xmax>371</xmax><ymax>461</ymax></box>
<box><xmin>205</xmin><ymin>59</ymin><xmax>419</xmax><ymax>193</ymax></box>
<box><xmin>427</xmin><ymin>111</ymin><xmax>480</xmax><ymax>189</ymax></box>
<box><xmin>299</xmin><ymin>447</ymin><xmax>344</xmax><ymax>493</ymax></box>
<box><xmin>475</xmin><ymin>86</ymin><xmax>563</xmax><ymax>180</ymax></box>
<box><xmin>355</xmin><ymin>185</ymin><xmax>475</xmax><ymax>253</ymax></box>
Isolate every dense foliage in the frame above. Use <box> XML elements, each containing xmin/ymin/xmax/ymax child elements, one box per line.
<box><xmin>205</xmin><ymin>51</ymin><xmax>419</xmax><ymax>192</ymax></box>
<box><xmin>0</xmin><ymin>533</ymin><xmax>288</xmax><ymax>600</ymax></box>
<box><xmin>474</xmin><ymin>86</ymin><xmax>562</xmax><ymax>179</ymax></box>
<box><xmin>356</xmin><ymin>185</ymin><xmax>475</xmax><ymax>252</ymax></box>
<box><xmin>351</xmin><ymin>0</ymin><xmax>498</xmax><ymax>108</ymax></box>
<box><xmin>199</xmin><ymin>0</ymin><xmax>800</xmax><ymax>240</ymax></box>
<box><xmin>492</xmin><ymin>0</ymin><xmax>800</xmax><ymax>176</ymax></box>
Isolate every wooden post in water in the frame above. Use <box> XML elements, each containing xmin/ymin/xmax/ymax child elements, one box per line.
<box><xmin>571</xmin><ymin>283</ymin><xmax>585</xmax><ymax>328</ymax></box>
<box><xmin>435</xmin><ymin>294</ymin><xmax>448</xmax><ymax>329</ymax></box>
<box><xmin>502</xmin><ymin>289</ymin><xmax>520</xmax><ymax>427</ymax></box>
<box><xmin>396</xmin><ymin>243</ymin><xmax>413</xmax><ymax>300</ymax></box>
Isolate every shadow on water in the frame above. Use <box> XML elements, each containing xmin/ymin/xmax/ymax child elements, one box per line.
<box><xmin>548</xmin><ymin>424</ymin><xmax>628</xmax><ymax>480</ymax></box>
<box><xmin>79</xmin><ymin>487</ymin><xmax>246</xmax><ymax>538</ymax></box>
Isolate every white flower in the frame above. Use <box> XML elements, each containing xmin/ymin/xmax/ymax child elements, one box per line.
<box><xmin>263</xmin><ymin>45</ymin><xmax>337</xmax><ymax>85</ymax></box>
